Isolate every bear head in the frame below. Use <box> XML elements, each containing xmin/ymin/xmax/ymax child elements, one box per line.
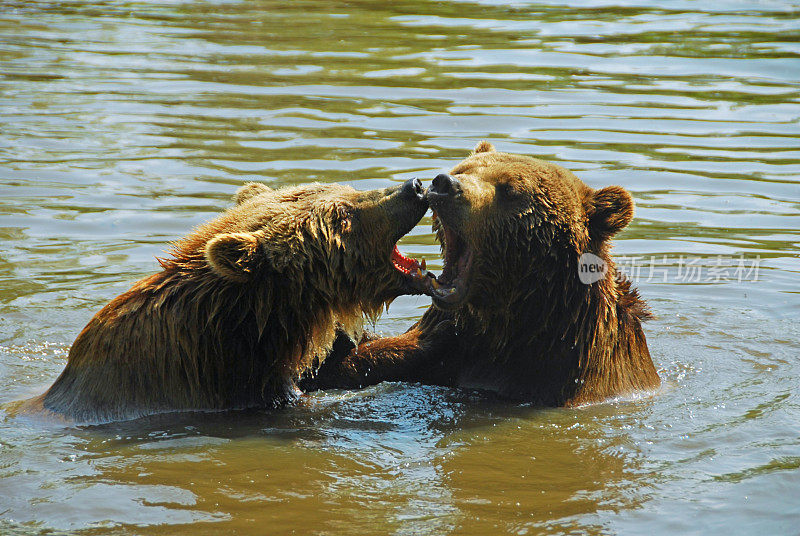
<box><xmin>422</xmin><ymin>141</ymin><xmax>635</xmax><ymax>315</ymax></box>
<box><xmin>183</xmin><ymin>179</ymin><xmax>429</xmax><ymax>315</ymax></box>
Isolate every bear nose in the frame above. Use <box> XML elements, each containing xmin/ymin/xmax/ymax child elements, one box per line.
<box><xmin>401</xmin><ymin>177</ymin><xmax>424</xmax><ymax>200</ymax></box>
<box><xmin>430</xmin><ymin>173</ymin><xmax>459</xmax><ymax>197</ymax></box>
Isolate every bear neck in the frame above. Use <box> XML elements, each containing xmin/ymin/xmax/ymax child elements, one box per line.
<box><xmin>565</xmin><ymin>267</ymin><xmax>658</xmax><ymax>405</ymax></box>
<box><xmin>455</xmin><ymin>249</ymin><xmax>657</xmax><ymax>406</ymax></box>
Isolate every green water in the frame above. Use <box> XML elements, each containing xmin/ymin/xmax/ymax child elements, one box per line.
<box><xmin>1</xmin><ymin>1</ymin><xmax>798</xmax><ymax>534</ymax></box>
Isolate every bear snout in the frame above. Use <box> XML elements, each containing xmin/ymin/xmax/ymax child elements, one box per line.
<box><xmin>400</xmin><ymin>177</ymin><xmax>425</xmax><ymax>200</ymax></box>
<box><xmin>427</xmin><ymin>174</ymin><xmax>462</xmax><ymax>206</ymax></box>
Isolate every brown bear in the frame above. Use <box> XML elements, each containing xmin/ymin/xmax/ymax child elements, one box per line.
<box><xmin>15</xmin><ymin>178</ymin><xmax>429</xmax><ymax>423</ymax></box>
<box><xmin>303</xmin><ymin>142</ymin><xmax>660</xmax><ymax>406</ymax></box>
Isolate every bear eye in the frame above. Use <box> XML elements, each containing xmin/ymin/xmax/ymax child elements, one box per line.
<box><xmin>331</xmin><ymin>204</ymin><xmax>354</xmax><ymax>234</ymax></box>
<box><xmin>340</xmin><ymin>211</ymin><xmax>355</xmax><ymax>234</ymax></box>
<box><xmin>496</xmin><ymin>183</ymin><xmax>520</xmax><ymax>199</ymax></box>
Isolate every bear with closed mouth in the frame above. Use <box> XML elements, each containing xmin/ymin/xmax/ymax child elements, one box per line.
<box><xmin>14</xmin><ymin>178</ymin><xmax>429</xmax><ymax>423</ymax></box>
<box><xmin>303</xmin><ymin>142</ymin><xmax>660</xmax><ymax>406</ymax></box>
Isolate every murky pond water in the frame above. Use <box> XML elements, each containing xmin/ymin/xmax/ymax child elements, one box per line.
<box><xmin>1</xmin><ymin>1</ymin><xmax>799</xmax><ymax>534</ymax></box>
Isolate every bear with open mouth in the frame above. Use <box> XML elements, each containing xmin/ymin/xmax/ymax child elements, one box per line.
<box><xmin>13</xmin><ymin>179</ymin><xmax>429</xmax><ymax>424</ymax></box>
<box><xmin>303</xmin><ymin>142</ymin><xmax>660</xmax><ymax>407</ymax></box>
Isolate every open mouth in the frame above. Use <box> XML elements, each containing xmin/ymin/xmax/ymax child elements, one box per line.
<box><xmin>390</xmin><ymin>244</ymin><xmax>434</xmax><ymax>294</ymax></box>
<box><xmin>390</xmin><ymin>212</ymin><xmax>473</xmax><ymax>308</ymax></box>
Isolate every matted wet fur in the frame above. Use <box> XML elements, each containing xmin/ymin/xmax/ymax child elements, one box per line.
<box><xmin>13</xmin><ymin>180</ymin><xmax>427</xmax><ymax>423</ymax></box>
<box><xmin>303</xmin><ymin>143</ymin><xmax>660</xmax><ymax>406</ymax></box>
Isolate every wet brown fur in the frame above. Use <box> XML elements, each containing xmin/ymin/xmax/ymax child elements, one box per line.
<box><xmin>16</xmin><ymin>181</ymin><xmax>426</xmax><ymax>423</ymax></box>
<box><xmin>305</xmin><ymin>143</ymin><xmax>660</xmax><ymax>406</ymax></box>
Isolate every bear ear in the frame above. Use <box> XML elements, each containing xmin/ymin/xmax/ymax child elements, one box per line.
<box><xmin>234</xmin><ymin>182</ymin><xmax>273</xmax><ymax>205</ymax></box>
<box><xmin>205</xmin><ymin>231</ymin><xmax>265</xmax><ymax>281</ymax></box>
<box><xmin>471</xmin><ymin>141</ymin><xmax>496</xmax><ymax>155</ymax></box>
<box><xmin>587</xmin><ymin>186</ymin><xmax>634</xmax><ymax>241</ymax></box>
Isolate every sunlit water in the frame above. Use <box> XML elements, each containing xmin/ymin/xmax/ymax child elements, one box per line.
<box><xmin>1</xmin><ymin>1</ymin><xmax>799</xmax><ymax>534</ymax></box>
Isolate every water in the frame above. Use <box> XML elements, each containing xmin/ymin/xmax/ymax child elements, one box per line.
<box><xmin>1</xmin><ymin>0</ymin><xmax>799</xmax><ymax>534</ymax></box>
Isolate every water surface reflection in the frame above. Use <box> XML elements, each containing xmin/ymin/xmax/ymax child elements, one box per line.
<box><xmin>1</xmin><ymin>0</ymin><xmax>798</xmax><ymax>534</ymax></box>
